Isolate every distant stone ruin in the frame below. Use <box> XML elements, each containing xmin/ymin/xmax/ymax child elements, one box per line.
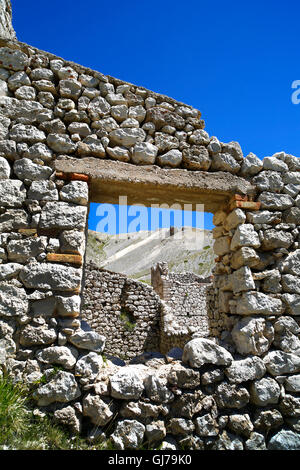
<box><xmin>0</xmin><ymin>1</ymin><xmax>300</xmax><ymax>450</ymax></box>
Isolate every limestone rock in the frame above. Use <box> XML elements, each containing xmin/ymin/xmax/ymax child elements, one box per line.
<box><xmin>35</xmin><ymin>370</ymin><xmax>81</xmax><ymax>406</ymax></box>
<box><xmin>36</xmin><ymin>346</ymin><xmax>78</xmax><ymax>369</ymax></box>
<box><xmin>157</xmin><ymin>149</ymin><xmax>182</xmax><ymax>168</ymax></box>
<box><xmin>225</xmin><ymin>356</ymin><xmax>266</xmax><ymax>384</ymax></box>
<box><xmin>82</xmin><ymin>393</ymin><xmax>114</xmax><ymax>426</ymax></box>
<box><xmin>20</xmin><ymin>324</ymin><xmax>57</xmax><ymax>347</ymax></box>
<box><xmin>0</xmin><ymin>180</ymin><xmax>26</xmax><ymax>208</ymax></box>
<box><xmin>263</xmin><ymin>350</ymin><xmax>300</xmax><ymax>375</ymax></box>
<box><xmin>20</xmin><ymin>262</ymin><xmax>82</xmax><ymax>291</ymax></box>
<box><xmin>59</xmin><ymin>181</ymin><xmax>88</xmax><ymax>206</ymax></box>
<box><xmin>230</xmin><ymin>224</ymin><xmax>261</xmax><ymax>251</ymax></box>
<box><xmin>39</xmin><ymin>202</ymin><xmax>87</xmax><ymax>231</ymax></box>
<box><xmin>75</xmin><ymin>352</ymin><xmax>103</xmax><ymax>383</ymax></box>
<box><xmin>194</xmin><ymin>413</ymin><xmax>219</xmax><ymax>437</ymax></box>
<box><xmin>240</xmin><ymin>152</ymin><xmax>263</xmax><ymax>176</ymax></box>
<box><xmin>68</xmin><ymin>329</ymin><xmax>105</xmax><ymax>352</ymax></box>
<box><xmin>145</xmin><ymin>374</ymin><xmax>174</xmax><ymax>403</ymax></box>
<box><xmin>245</xmin><ymin>432</ymin><xmax>266</xmax><ymax>450</ymax></box>
<box><xmin>131</xmin><ymin>142</ymin><xmax>158</xmax><ymax>164</ymax></box>
<box><xmin>249</xmin><ymin>377</ymin><xmax>280</xmax><ymax>406</ymax></box>
<box><xmin>215</xmin><ymin>383</ymin><xmax>249</xmax><ymax>409</ymax></box>
<box><xmin>54</xmin><ymin>406</ymin><xmax>81</xmax><ymax>434</ymax></box>
<box><xmin>109</xmin><ymin>128</ymin><xmax>146</xmax><ymax>147</ymax></box>
<box><xmin>47</xmin><ymin>133</ymin><xmax>76</xmax><ymax>154</ymax></box>
<box><xmin>0</xmin><ymin>47</ymin><xmax>29</xmax><ymax>71</ymax></box>
<box><xmin>268</xmin><ymin>430</ymin><xmax>300</xmax><ymax>450</ymax></box>
<box><xmin>232</xmin><ymin>317</ymin><xmax>274</xmax><ymax>356</ymax></box>
<box><xmin>14</xmin><ymin>158</ymin><xmax>52</xmax><ymax>181</ymax></box>
<box><xmin>258</xmin><ymin>192</ymin><xmax>294</xmax><ymax>210</ymax></box>
<box><xmin>0</xmin><ymin>283</ymin><xmax>29</xmax><ymax>317</ymax></box>
<box><xmin>182</xmin><ymin>338</ymin><xmax>233</xmax><ymax>368</ymax></box>
<box><xmin>235</xmin><ymin>291</ymin><xmax>283</xmax><ymax>316</ymax></box>
<box><xmin>110</xmin><ymin>420</ymin><xmax>145</xmax><ymax>450</ymax></box>
<box><xmin>0</xmin><ymin>156</ymin><xmax>10</xmax><ymax>179</ymax></box>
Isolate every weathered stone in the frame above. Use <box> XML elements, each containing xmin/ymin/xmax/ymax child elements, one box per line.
<box><xmin>230</xmin><ymin>247</ymin><xmax>260</xmax><ymax>270</ymax></box>
<box><xmin>0</xmin><ymin>47</ymin><xmax>29</xmax><ymax>71</ymax></box>
<box><xmin>36</xmin><ymin>346</ymin><xmax>77</xmax><ymax>369</ymax></box>
<box><xmin>34</xmin><ymin>370</ymin><xmax>81</xmax><ymax>406</ymax></box>
<box><xmin>249</xmin><ymin>377</ymin><xmax>280</xmax><ymax>406</ymax></box>
<box><xmin>10</xmin><ymin>124</ymin><xmax>46</xmax><ymax>144</ymax></box>
<box><xmin>39</xmin><ymin>202</ymin><xmax>87</xmax><ymax>231</ymax></box>
<box><xmin>0</xmin><ymin>283</ymin><xmax>29</xmax><ymax>317</ymax></box>
<box><xmin>0</xmin><ymin>209</ymin><xmax>29</xmax><ymax>231</ymax></box>
<box><xmin>282</xmin><ymin>293</ymin><xmax>300</xmax><ymax>316</ymax></box>
<box><xmin>7</xmin><ymin>237</ymin><xmax>47</xmax><ymax>263</ymax></box>
<box><xmin>14</xmin><ymin>158</ymin><xmax>53</xmax><ymax>181</ymax></box>
<box><xmin>273</xmin><ymin>316</ymin><xmax>300</xmax><ymax>354</ymax></box>
<box><xmin>59</xmin><ymin>230</ymin><xmax>85</xmax><ymax>256</ymax></box>
<box><xmin>236</xmin><ymin>291</ymin><xmax>283</xmax><ymax>316</ymax></box>
<box><xmin>194</xmin><ymin>413</ymin><xmax>218</xmax><ymax>437</ymax></box>
<box><xmin>68</xmin><ymin>329</ymin><xmax>105</xmax><ymax>352</ymax></box>
<box><xmin>75</xmin><ymin>352</ymin><xmax>103</xmax><ymax>383</ymax></box>
<box><xmin>157</xmin><ymin>149</ymin><xmax>182</xmax><ymax>168</ymax></box>
<box><xmin>77</xmin><ymin>136</ymin><xmax>105</xmax><ymax>158</ymax></box>
<box><xmin>145</xmin><ymin>421</ymin><xmax>166</xmax><ymax>444</ymax></box>
<box><xmin>263</xmin><ymin>350</ymin><xmax>300</xmax><ymax>375</ymax></box>
<box><xmin>282</xmin><ymin>249</ymin><xmax>300</xmax><ymax>277</ymax></box>
<box><xmin>20</xmin><ymin>262</ymin><xmax>82</xmax><ymax>291</ymax></box>
<box><xmin>240</xmin><ymin>152</ymin><xmax>263</xmax><ymax>176</ymax></box>
<box><xmin>0</xmin><ymin>96</ymin><xmax>43</xmax><ymax>123</ymax></box>
<box><xmin>20</xmin><ymin>324</ymin><xmax>57</xmax><ymax>347</ymax></box>
<box><xmin>211</xmin><ymin>430</ymin><xmax>244</xmax><ymax>450</ymax></box>
<box><xmin>146</xmin><ymin>107</ymin><xmax>185</xmax><ymax>130</ymax></box>
<box><xmin>215</xmin><ymin>383</ymin><xmax>249</xmax><ymax>409</ymax></box>
<box><xmin>183</xmin><ymin>338</ymin><xmax>233</xmax><ymax>368</ymax></box>
<box><xmin>0</xmin><ymin>139</ymin><xmax>17</xmax><ymax>159</ymax></box>
<box><xmin>213</xmin><ymin>236</ymin><xmax>231</xmax><ymax>256</ymax></box>
<box><xmin>47</xmin><ymin>133</ymin><xmax>76</xmax><ymax>154</ymax></box>
<box><xmin>54</xmin><ymin>406</ymin><xmax>81</xmax><ymax>434</ymax></box>
<box><xmin>246</xmin><ymin>210</ymin><xmax>281</xmax><ymax>224</ymax></box>
<box><xmin>131</xmin><ymin>142</ymin><xmax>158</xmax><ymax>164</ymax></box>
<box><xmin>284</xmin><ymin>375</ymin><xmax>300</xmax><ymax>392</ymax></box>
<box><xmin>263</xmin><ymin>156</ymin><xmax>288</xmax><ymax>172</ymax></box>
<box><xmin>82</xmin><ymin>394</ymin><xmax>113</xmax><ymax>426</ymax></box>
<box><xmin>56</xmin><ymin>295</ymin><xmax>81</xmax><ymax>317</ymax></box>
<box><xmin>59</xmin><ymin>181</ymin><xmax>88</xmax><ymax>206</ymax></box>
<box><xmin>167</xmin><ymin>365</ymin><xmax>200</xmax><ymax>389</ymax></box>
<box><xmin>145</xmin><ymin>374</ymin><xmax>174</xmax><ymax>403</ymax></box>
<box><xmin>0</xmin><ymin>263</ymin><xmax>22</xmax><ymax>281</ymax></box>
<box><xmin>253</xmin><ymin>409</ymin><xmax>283</xmax><ymax>432</ymax></box>
<box><xmin>282</xmin><ymin>274</ymin><xmax>300</xmax><ymax>295</ymax></box>
<box><xmin>24</xmin><ymin>143</ymin><xmax>53</xmax><ymax>162</ymax></box>
<box><xmin>110</xmin><ymin>367</ymin><xmax>145</xmax><ymax>400</ymax></box>
<box><xmin>106</xmin><ymin>145</ymin><xmax>130</xmax><ymax>162</ymax></box>
<box><xmin>0</xmin><ymin>179</ymin><xmax>26</xmax><ymax>208</ymax></box>
<box><xmin>258</xmin><ymin>192</ymin><xmax>294</xmax><ymax>210</ymax></box>
<box><xmin>182</xmin><ymin>145</ymin><xmax>211</xmax><ymax>170</ymax></box>
<box><xmin>110</xmin><ymin>420</ymin><xmax>145</xmax><ymax>450</ymax></box>
<box><xmin>211</xmin><ymin>153</ymin><xmax>240</xmax><ymax>174</ymax></box>
<box><xmin>228</xmin><ymin>413</ymin><xmax>253</xmax><ymax>437</ymax></box>
<box><xmin>230</xmin><ymin>224</ymin><xmax>261</xmax><ymax>251</ymax></box>
<box><xmin>28</xmin><ymin>181</ymin><xmax>58</xmax><ymax>201</ymax></box>
<box><xmin>245</xmin><ymin>432</ymin><xmax>266</xmax><ymax>450</ymax></box>
<box><xmin>261</xmin><ymin>229</ymin><xmax>293</xmax><ymax>250</ymax></box>
<box><xmin>225</xmin><ymin>356</ymin><xmax>266</xmax><ymax>384</ymax></box>
<box><xmin>229</xmin><ymin>266</ymin><xmax>255</xmax><ymax>293</ymax></box>
<box><xmin>268</xmin><ymin>430</ymin><xmax>300</xmax><ymax>450</ymax></box>
<box><xmin>109</xmin><ymin>128</ymin><xmax>146</xmax><ymax>147</ymax></box>
<box><xmin>88</xmin><ymin>96</ymin><xmax>111</xmax><ymax>119</ymax></box>
<box><xmin>0</xmin><ymin>156</ymin><xmax>10</xmax><ymax>179</ymax></box>
<box><xmin>166</xmin><ymin>419</ymin><xmax>193</xmax><ymax>439</ymax></box>
<box><xmin>253</xmin><ymin>171</ymin><xmax>284</xmax><ymax>193</ymax></box>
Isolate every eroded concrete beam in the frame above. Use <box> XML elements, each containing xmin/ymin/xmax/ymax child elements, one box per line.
<box><xmin>55</xmin><ymin>157</ymin><xmax>256</xmax><ymax>213</ymax></box>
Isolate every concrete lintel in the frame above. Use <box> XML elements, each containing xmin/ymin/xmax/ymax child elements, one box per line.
<box><xmin>55</xmin><ymin>157</ymin><xmax>256</xmax><ymax>213</ymax></box>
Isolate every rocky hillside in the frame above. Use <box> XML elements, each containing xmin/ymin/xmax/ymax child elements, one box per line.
<box><xmin>85</xmin><ymin>227</ymin><xmax>214</xmax><ymax>282</ymax></box>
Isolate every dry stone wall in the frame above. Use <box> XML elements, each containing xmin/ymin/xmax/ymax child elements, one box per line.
<box><xmin>0</xmin><ymin>33</ymin><xmax>299</xmax><ymax>450</ymax></box>
<box><xmin>81</xmin><ymin>262</ymin><xmax>161</xmax><ymax>359</ymax></box>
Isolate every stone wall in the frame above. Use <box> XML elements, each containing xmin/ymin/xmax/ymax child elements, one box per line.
<box><xmin>0</xmin><ymin>0</ymin><xmax>16</xmax><ymax>41</ymax></box>
<box><xmin>0</xmin><ymin>32</ymin><xmax>299</xmax><ymax>450</ymax></box>
<box><xmin>81</xmin><ymin>262</ymin><xmax>161</xmax><ymax>359</ymax></box>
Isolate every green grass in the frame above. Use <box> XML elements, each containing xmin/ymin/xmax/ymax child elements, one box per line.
<box><xmin>0</xmin><ymin>373</ymin><xmax>110</xmax><ymax>450</ymax></box>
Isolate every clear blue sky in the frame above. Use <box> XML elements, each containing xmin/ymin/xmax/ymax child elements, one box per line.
<box><xmin>13</xmin><ymin>0</ymin><xmax>300</xmax><ymax>232</ymax></box>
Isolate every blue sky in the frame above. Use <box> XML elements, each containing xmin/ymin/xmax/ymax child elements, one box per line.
<box><xmin>13</xmin><ymin>0</ymin><xmax>300</xmax><ymax>232</ymax></box>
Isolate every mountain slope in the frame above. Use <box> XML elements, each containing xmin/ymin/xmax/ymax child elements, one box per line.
<box><xmin>86</xmin><ymin>227</ymin><xmax>214</xmax><ymax>282</ymax></box>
